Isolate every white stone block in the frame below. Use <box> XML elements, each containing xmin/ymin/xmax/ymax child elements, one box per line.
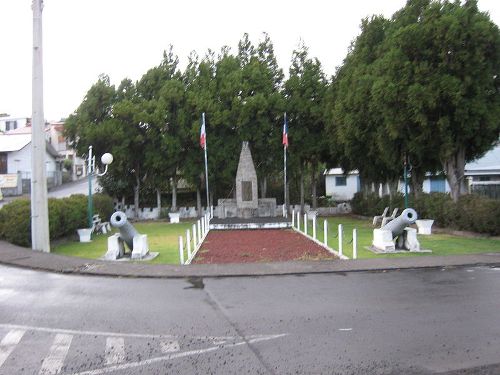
<box><xmin>131</xmin><ymin>234</ymin><xmax>149</xmax><ymax>260</ymax></box>
<box><xmin>404</xmin><ymin>228</ymin><xmax>421</xmax><ymax>251</ymax></box>
<box><xmin>415</xmin><ymin>219</ymin><xmax>434</xmax><ymax>235</ymax></box>
<box><xmin>77</xmin><ymin>228</ymin><xmax>92</xmax><ymax>242</ymax></box>
<box><xmin>372</xmin><ymin>229</ymin><xmax>395</xmax><ymax>251</ymax></box>
<box><xmin>105</xmin><ymin>234</ymin><xmax>125</xmax><ymax>260</ymax></box>
<box><xmin>168</xmin><ymin>212</ymin><xmax>180</xmax><ymax>223</ymax></box>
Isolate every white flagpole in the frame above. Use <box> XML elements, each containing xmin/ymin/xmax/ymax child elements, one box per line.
<box><xmin>283</xmin><ymin>112</ymin><xmax>287</xmax><ymax>218</ymax></box>
<box><xmin>203</xmin><ymin>113</ymin><xmax>210</xmax><ymax>210</ymax></box>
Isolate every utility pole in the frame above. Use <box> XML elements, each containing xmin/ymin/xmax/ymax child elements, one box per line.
<box><xmin>31</xmin><ymin>0</ymin><xmax>50</xmax><ymax>252</ymax></box>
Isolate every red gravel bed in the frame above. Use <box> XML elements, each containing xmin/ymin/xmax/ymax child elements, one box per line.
<box><xmin>193</xmin><ymin>229</ymin><xmax>338</xmax><ymax>264</ymax></box>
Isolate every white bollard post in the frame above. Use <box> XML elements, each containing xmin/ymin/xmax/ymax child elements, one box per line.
<box><xmin>186</xmin><ymin>229</ymin><xmax>192</xmax><ymax>260</ymax></box>
<box><xmin>338</xmin><ymin>224</ymin><xmax>343</xmax><ymax>257</ymax></box>
<box><xmin>324</xmin><ymin>219</ymin><xmax>328</xmax><ymax>246</ymax></box>
<box><xmin>353</xmin><ymin>228</ymin><xmax>357</xmax><ymax>260</ymax></box>
<box><xmin>297</xmin><ymin>211</ymin><xmax>301</xmax><ymax>230</ymax></box>
<box><xmin>292</xmin><ymin>209</ymin><xmax>295</xmax><ymax>227</ymax></box>
<box><xmin>304</xmin><ymin>213</ymin><xmax>308</xmax><ymax>235</ymax></box>
<box><xmin>192</xmin><ymin>224</ymin><xmax>197</xmax><ymax>248</ymax></box>
<box><xmin>210</xmin><ymin>206</ymin><xmax>214</xmax><ymax>219</ymax></box>
<box><xmin>313</xmin><ymin>216</ymin><xmax>316</xmax><ymax>240</ymax></box>
<box><xmin>197</xmin><ymin>220</ymin><xmax>201</xmax><ymax>243</ymax></box>
<box><xmin>206</xmin><ymin>214</ymin><xmax>209</xmax><ymax>233</ymax></box>
<box><xmin>201</xmin><ymin>219</ymin><xmax>205</xmax><ymax>237</ymax></box>
<box><xmin>178</xmin><ymin>236</ymin><xmax>184</xmax><ymax>264</ymax></box>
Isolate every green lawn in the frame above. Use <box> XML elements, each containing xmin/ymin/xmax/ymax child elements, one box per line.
<box><xmin>51</xmin><ymin>217</ymin><xmax>500</xmax><ymax>264</ymax></box>
<box><xmin>52</xmin><ymin>221</ymin><xmax>194</xmax><ymax>264</ymax></box>
<box><xmin>304</xmin><ymin>216</ymin><xmax>500</xmax><ymax>259</ymax></box>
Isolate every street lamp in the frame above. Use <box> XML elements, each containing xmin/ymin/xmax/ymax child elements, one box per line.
<box><xmin>87</xmin><ymin>145</ymin><xmax>113</xmax><ymax>228</ymax></box>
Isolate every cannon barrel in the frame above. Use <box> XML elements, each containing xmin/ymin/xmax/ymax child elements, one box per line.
<box><xmin>382</xmin><ymin>208</ymin><xmax>418</xmax><ymax>237</ymax></box>
<box><xmin>110</xmin><ymin>211</ymin><xmax>139</xmax><ymax>250</ymax></box>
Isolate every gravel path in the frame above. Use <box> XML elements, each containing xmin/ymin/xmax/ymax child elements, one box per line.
<box><xmin>193</xmin><ymin>229</ymin><xmax>337</xmax><ymax>264</ymax></box>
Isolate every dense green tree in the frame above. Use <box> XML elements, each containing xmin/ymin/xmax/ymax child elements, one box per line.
<box><xmin>372</xmin><ymin>0</ymin><xmax>500</xmax><ymax>201</ymax></box>
<box><xmin>286</xmin><ymin>42</ymin><xmax>328</xmax><ymax>209</ymax></box>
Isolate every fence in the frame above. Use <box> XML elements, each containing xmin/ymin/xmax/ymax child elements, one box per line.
<box><xmin>471</xmin><ymin>183</ymin><xmax>500</xmax><ymax>200</ymax></box>
<box><xmin>291</xmin><ymin>209</ymin><xmax>355</xmax><ymax>260</ymax></box>
<box><xmin>178</xmin><ymin>208</ymin><xmax>213</xmax><ymax>265</ymax></box>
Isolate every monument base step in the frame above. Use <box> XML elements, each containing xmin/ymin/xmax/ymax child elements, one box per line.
<box><xmin>209</xmin><ymin>217</ymin><xmax>292</xmax><ymax>230</ymax></box>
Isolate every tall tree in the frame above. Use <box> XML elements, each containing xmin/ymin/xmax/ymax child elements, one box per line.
<box><xmin>286</xmin><ymin>42</ymin><xmax>328</xmax><ymax>209</ymax></box>
<box><xmin>372</xmin><ymin>0</ymin><xmax>500</xmax><ymax>201</ymax></box>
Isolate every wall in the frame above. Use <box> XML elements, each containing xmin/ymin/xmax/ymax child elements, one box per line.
<box><xmin>7</xmin><ymin>144</ymin><xmax>57</xmax><ymax>173</ymax></box>
<box><xmin>325</xmin><ymin>174</ymin><xmax>359</xmax><ymax>201</ymax></box>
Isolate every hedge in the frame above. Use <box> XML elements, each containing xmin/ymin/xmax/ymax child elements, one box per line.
<box><xmin>0</xmin><ymin>194</ymin><xmax>115</xmax><ymax>247</ymax></box>
<box><xmin>351</xmin><ymin>192</ymin><xmax>500</xmax><ymax>235</ymax></box>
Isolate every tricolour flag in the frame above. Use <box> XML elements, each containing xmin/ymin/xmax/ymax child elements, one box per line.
<box><xmin>282</xmin><ymin>113</ymin><xmax>289</xmax><ymax>147</ymax></box>
<box><xmin>200</xmin><ymin>114</ymin><xmax>206</xmax><ymax>149</ymax></box>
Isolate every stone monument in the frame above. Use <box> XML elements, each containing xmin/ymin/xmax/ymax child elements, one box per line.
<box><xmin>236</xmin><ymin>142</ymin><xmax>259</xmax><ymax>218</ymax></box>
<box><xmin>217</xmin><ymin>142</ymin><xmax>276</xmax><ymax>219</ymax></box>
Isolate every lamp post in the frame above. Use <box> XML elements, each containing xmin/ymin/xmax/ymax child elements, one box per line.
<box><xmin>87</xmin><ymin>145</ymin><xmax>113</xmax><ymax>228</ymax></box>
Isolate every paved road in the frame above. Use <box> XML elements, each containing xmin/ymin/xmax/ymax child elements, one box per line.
<box><xmin>48</xmin><ymin>177</ymin><xmax>99</xmax><ymax>199</ymax></box>
<box><xmin>0</xmin><ymin>265</ymin><xmax>499</xmax><ymax>374</ymax></box>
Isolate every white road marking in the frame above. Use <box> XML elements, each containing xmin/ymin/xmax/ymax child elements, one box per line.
<box><xmin>39</xmin><ymin>334</ymin><xmax>73</xmax><ymax>375</ymax></box>
<box><xmin>105</xmin><ymin>337</ymin><xmax>125</xmax><ymax>365</ymax></box>
<box><xmin>0</xmin><ymin>329</ymin><xmax>25</xmax><ymax>367</ymax></box>
<box><xmin>0</xmin><ymin>323</ymin><xmax>232</xmax><ymax>341</ymax></box>
<box><xmin>68</xmin><ymin>334</ymin><xmax>288</xmax><ymax>375</ymax></box>
<box><xmin>338</xmin><ymin>328</ymin><xmax>352</xmax><ymax>331</ymax></box>
<box><xmin>160</xmin><ymin>340</ymin><xmax>180</xmax><ymax>353</ymax></box>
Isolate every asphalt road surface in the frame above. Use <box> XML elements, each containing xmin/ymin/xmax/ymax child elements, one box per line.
<box><xmin>48</xmin><ymin>177</ymin><xmax>99</xmax><ymax>199</ymax></box>
<box><xmin>0</xmin><ymin>264</ymin><xmax>499</xmax><ymax>374</ymax></box>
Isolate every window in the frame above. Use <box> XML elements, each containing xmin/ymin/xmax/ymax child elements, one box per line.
<box><xmin>335</xmin><ymin>176</ymin><xmax>347</xmax><ymax>186</ymax></box>
<box><xmin>430</xmin><ymin>177</ymin><xmax>446</xmax><ymax>192</ymax></box>
<box><xmin>0</xmin><ymin>153</ymin><xmax>7</xmax><ymax>174</ymax></box>
<box><xmin>5</xmin><ymin>121</ymin><xmax>17</xmax><ymax>131</ymax></box>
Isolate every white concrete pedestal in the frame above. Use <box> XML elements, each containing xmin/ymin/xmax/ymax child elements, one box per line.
<box><xmin>416</xmin><ymin>219</ymin><xmax>434</xmax><ymax>235</ymax></box>
<box><xmin>131</xmin><ymin>234</ymin><xmax>150</xmax><ymax>260</ymax></box>
<box><xmin>77</xmin><ymin>228</ymin><xmax>92</xmax><ymax>242</ymax></box>
<box><xmin>168</xmin><ymin>212</ymin><xmax>180</xmax><ymax>223</ymax></box>
<box><xmin>372</xmin><ymin>229</ymin><xmax>395</xmax><ymax>252</ymax></box>
<box><xmin>105</xmin><ymin>234</ymin><xmax>125</xmax><ymax>260</ymax></box>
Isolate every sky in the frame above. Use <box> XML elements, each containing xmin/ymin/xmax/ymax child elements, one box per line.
<box><xmin>1</xmin><ymin>0</ymin><xmax>500</xmax><ymax>122</ymax></box>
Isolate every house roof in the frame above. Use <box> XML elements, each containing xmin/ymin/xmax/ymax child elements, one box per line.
<box><xmin>0</xmin><ymin>133</ymin><xmax>59</xmax><ymax>158</ymax></box>
<box><xmin>0</xmin><ymin>134</ymin><xmax>32</xmax><ymax>152</ymax></box>
<box><xmin>324</xmin><ymin>168</ymin><xmax>359</xmax><ymax>176</ymax></box>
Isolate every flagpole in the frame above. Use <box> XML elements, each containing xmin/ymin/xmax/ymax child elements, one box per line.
<box><xmin>283</xmin><ymin>112</ymin><xmax>287</xmax><ymax>218</ymax></box>
<box><xmin>284</xmin><ymin>143</ymin><xmax>287</xmax><ymax>218</ymax></box>
<box><xmin>203</xmin><ymin>113</ymin><xmax>210</xmax><ymax>210</ymax></box>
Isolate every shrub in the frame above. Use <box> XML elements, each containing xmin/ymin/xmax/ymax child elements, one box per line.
<box><xmin>0</xmin><ymin>193</ymin><xmax>113</xmax><ymax>247</ymax></box>
<box><xmin>350</xmin><ymin>192</ymin><xmax>500</xmax><ymax>235</ymax></box>
<box><xmin>59</xmin><ymin>195</ymin><xmax>87</xmax><ymax>235</ymax></box>
<box><xmin>0</xmin><ymin>199</ymin><xmax>31</xmax><ymax>247</ymax></box>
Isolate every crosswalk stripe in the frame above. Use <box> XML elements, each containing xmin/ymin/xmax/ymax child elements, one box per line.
<box><xmin>0</xmin><ymin>329</ymin><xmax>25</xmax><ymax>367</ymax></box>
<box><xmin>105</xmin><ymin>337</ymin><xmax>125</xmax><ymax>365</ymax></box>
<box><xmin>39</xmin><ymin>334</ymin><xmax>73</xmax><ymax>375</ymax></box>
<box><xmin>160</xmin><ymin>340</ymin><xmax>180</xmax><ymax>353</ymax></box>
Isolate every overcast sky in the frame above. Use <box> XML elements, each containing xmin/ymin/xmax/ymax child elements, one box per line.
<box><xmin>1</xmin><ymin>0</ymin><xmax>499</xmax><ymax>121</ymax></box>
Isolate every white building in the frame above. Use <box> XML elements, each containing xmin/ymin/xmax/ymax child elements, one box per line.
<box><xmin>47</xmin><ymin>121</ymin><xmax>86</xmax><ymax>180</ymax></box>
<box><xmin>0</xmin><ymin>116</ymin><xmax>30</xmax><ymax>133</ymax></box>
<box><xmin>0</xmin><ymin>133</ymin><xmax>60</xmax><ymax>195</ymax></box>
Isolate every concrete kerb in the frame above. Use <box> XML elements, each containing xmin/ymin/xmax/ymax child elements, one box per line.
<box><xmin>1</xmin><ymin>242</ymin><xmax>500</xmax><ymax>279</ymax></box>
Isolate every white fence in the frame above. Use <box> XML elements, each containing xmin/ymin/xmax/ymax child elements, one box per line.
<box><xmin>291</xmin><ymin>209</ymin><xmax>355</xmax><ymax>260</ymax></box>
<box><xmin>178</xmin><ymin>209</ymin><xmax>213</xmax><ymax>265</ymax></box>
